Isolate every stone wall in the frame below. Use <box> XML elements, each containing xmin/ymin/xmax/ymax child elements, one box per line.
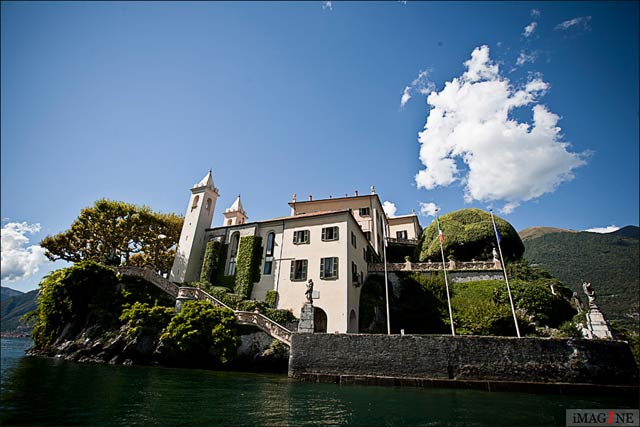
<box><xmin>448</xmin><ymin>271</ymin><xmax>504</xmax><ymax>283</ymax></box>
<box><xmin>288</xmin><ymin>333</ymin><xmax>639</xmax><ymax>386</ymax></box>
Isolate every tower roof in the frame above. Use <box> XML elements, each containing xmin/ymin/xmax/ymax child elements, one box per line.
<box><xmin>225</xmin><ymin>194</ymin><xmax>246</xmax><ymax>214</ymax></box>
<box><xmin>193</xmin><ymin>170</ymin><xmax>215</xmax><ymax>190</ymax></box>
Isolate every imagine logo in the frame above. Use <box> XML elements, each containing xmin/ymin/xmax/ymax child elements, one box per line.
<box><xmin>566</xmin><ymin>409</ymin><xmax>639</xmax><ymax>426</ymax></box>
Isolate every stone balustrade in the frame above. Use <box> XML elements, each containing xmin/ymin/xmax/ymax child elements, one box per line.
<box><xmin>235</xmin><ymin>311</ymin><xmax>292</xmax><ymax>346</ymax></box>
<box><xmin>368</xmin><ymin>260</ymin><xmax>501</xmax><ymax>273</ymax></box>
<box><xmin>114</xmin><ymin>266</ymin><xmax>180</xmax><ymax>297</ymax></box>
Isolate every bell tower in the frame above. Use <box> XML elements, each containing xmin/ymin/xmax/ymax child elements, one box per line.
<box><xmin>170</xmin><ymin>171</ymin><xmax>219</xmax><ymax>283</ymax></box>
<box><xmin>223</xmin><ymin>195</ymin><xmax>248</xmax><ymax>226</ymax></box>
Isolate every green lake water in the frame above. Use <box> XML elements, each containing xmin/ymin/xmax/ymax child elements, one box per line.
<box><xmin>1</xmin><ymin>337</ymin><xmax>637</xmax><ymax>426</ymax></box>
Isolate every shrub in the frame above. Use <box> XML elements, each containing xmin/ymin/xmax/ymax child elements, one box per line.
<box><xmin>120</xmin><ymin>302</ymin><xmax>174</xmax><ymax>338</ymax></box>
<box><xmin>265</xmin><ymin>290</ymin><xmax>278</xmax><ymax>309</ymax></box>
<box><xmin>120</xmin><ymin>275</ymin><xmax>174</xmax><ymax>308</ymax></box>
<box><xmin>263</xmin><ymin>308</ymin><xmax>297</xmax><ymax>325</ymax></box>
<box><xmin>161</xmin><ymin>300</ymin><xmax>238</xmax><ymax>364</ymax></box>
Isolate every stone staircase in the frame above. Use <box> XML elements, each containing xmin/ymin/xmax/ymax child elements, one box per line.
<box><xmin>115</xmin><ymin>266</ymin><xmax>292</xmax><ymax>346</ymax></box>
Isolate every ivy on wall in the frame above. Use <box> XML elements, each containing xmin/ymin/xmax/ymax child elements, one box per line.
<box><xmin>199</xmin><ymin>240</ymin><xmax>220</xmax><ymax>284</ymax></box>
<box><xmin>234</xmin><ymin>236</ymin><xmax>263</xmax><ymax>299</ymax></box>
<box><xmin>265</xmin><ymin>290</ymin><xmax>278</xmax><ymax>309</ymax></box>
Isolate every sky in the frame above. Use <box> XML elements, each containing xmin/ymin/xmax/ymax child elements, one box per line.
<box><xmin>2</xmin><ymin>1</ymin><xmax>638</xmax><ymax>292</ymax></box>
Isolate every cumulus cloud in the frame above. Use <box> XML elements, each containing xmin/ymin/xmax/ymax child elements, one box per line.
<box><xmin>382</xmin><ymin>201</ymin><xmax>397</xmax><ymax>217</ymax></box>
<box><xmin>530</xmin><ymin>9</ymin><xmax>541</xmax><ymax>18</ymax></box>
<box><xmin>1</xmin><ymin>221</ymin><xmax>48</xmax><ymax>282</ymax></box>
<box><xmin>322</xmin><ymin>1</ymin><xmax>332</xmax><ymax>11</ymax></box>
<box><xmin>400</xmin><ymin>70</ymin><xmax>435</xmax><ymax>108</ymax></box>
<box><xmin>419</xmin><ymin>202</ymin><xmax>439</xmax><ymax>217</ymax></box>
<box><xmin>555</xmin><ymin>16</ymin><xmax>592</xmax><ymax>31</ymax></box>
<box><xmin>523</xmin><ymin>22</ymin><xmax>537</xmax><ymax>38</ymax></box>
<box><xmin>414</xmin><ymin>45</ymin><xmax>588</xmax><ymax>214</ymax></box>
<box><xmin>584</xmin><ymin>225</ymin><xmax>620</xmax><ymax>234</ymax></box>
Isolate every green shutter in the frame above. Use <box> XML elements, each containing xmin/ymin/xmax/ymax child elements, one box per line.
<box><xmin>302</xmin><ymin>260</ymin><xmax>307</xmax><ymax>280</ymax></box>
<box><xmin>320</xmin><ymin>258</ymin><xmax>325</xmax><ymax>278</ymax></box>
<box><xmin>290</xmin><ymin>260</ymin><xmax>295</xmax><ymax>280</ymax></box>
<box><xmin>333</xmin><ymin>257</ymin><xmax>338</xmax><ymax>278</ymax></box>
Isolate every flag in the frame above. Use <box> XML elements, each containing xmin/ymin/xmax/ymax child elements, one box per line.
<box><xmin>436</xmin><ymin>216</ymin><xmax>445</xmax><ymax>244</ymax></box>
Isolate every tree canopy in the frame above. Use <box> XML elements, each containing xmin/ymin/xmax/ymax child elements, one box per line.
<box><xmin>40</xmin><ymin>199</ymin><xmax>183</xmax><ymax>275</ymax></box>
<box><xmin>417</xmin><ymin>208</ymin><xmax>524</xmax><ymax>262</ymax></box>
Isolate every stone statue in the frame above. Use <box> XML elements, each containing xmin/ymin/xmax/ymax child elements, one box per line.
<box><xmin>492</xmin><ymin>247</ymin><xmax>498</xmax><ymax>261</ymax></box>
<box><xmin>583</xmin><ymin>282</ymin><xmax>596</xmax><ymax>307</ymax></box>
<box><xmin>305</xmin><ymin>279</ymin><xmax>314</xmax><ymax>304</ymax></box>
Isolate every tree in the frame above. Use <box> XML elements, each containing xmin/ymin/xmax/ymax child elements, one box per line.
<box><xmin>417</xmin><ymin>208</ymin><xmax>524</xmax><ymax>262</ymax></box>
<box><xmin>40</xmin><ymin>199</ymin><xmax>183</xmax><ymax>275</ymax></box>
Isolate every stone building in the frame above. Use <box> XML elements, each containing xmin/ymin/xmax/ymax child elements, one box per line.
<box><xmin>170</xmin><ymin>171</ymin><xmax>421</xmax><ymax>333</ymax></box>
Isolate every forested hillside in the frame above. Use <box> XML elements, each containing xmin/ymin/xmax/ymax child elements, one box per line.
<box><xmin>523</xmin><ymin>230</ymin><xmax>639</xmax><ymax>330</ymax></box>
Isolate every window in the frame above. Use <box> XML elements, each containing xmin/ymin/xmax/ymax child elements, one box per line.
<box><xmin>363</xmin><ymin>248</ymin><xmax>366</xmax><ymax>261</ymax></box>
<box><xmin>205</xmin><ymin>198</ymin><xmax>212</xmax><ymax>211</ymax></box>
<box><xmin>351</xmin><ymin>262</ymin><xmax>359</xmax><ymax>283</ymax></box>
<box><xmin>191</xmin><ymin>195</ymin><xmax>200</xmax><ymax>210</ymax></box>
<box><xmin>264</xmin><ymin>232</ymin><xmax>275</xmax><ymax>275</ymax></box>
<box><xmin>320</xmin><ymin>257</ymin><xmax>338</xmax><ymax>279</ymax></box>
<box><xmin>293</xmin><ymin>230</ymin><xmax>310</xmax><ymax>244</ymax></box>
<box><xmin>351</xmin><ymin>231</ymin><xmax>357</xmax><ymax>248</ymax></box>
<box><xmin>321</xmin><ymin>226</ymin><xmax>339</xmax><ymax>241</ymax></box>
<box><xmin>228</xmin><ymin>232</ymin><xmax>240</xmax><ymax>276</ymax></box>
<box><xmin>290</xmin><ymin>259</ymin><xmax>308</xmax><ymax>281</ymax></box>
<box><xmin>359</xmin><ymin>207</ymin><xmax>371</xmax><ymax>217</ymax></box>
<box><xmin>364</xmin><ymin>231</ymin><xmax>371</xmax><ymax>240</ymax></box>
<box><xmin>396</xmin><ymin>230</ymin><xmax>408</xmax><ymax>239</ymax></box>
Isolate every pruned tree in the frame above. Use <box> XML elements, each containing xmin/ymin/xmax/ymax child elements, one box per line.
<box><xmin>40</xmin><ymin>199</ymin><xmax>183</xmax><ymax>275</ymax></box>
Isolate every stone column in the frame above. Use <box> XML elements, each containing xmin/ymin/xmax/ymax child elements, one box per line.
<box><xmin>175</xmin><ymin>287</ymin><xmax>197</xmax><ymax>313</ymax></box>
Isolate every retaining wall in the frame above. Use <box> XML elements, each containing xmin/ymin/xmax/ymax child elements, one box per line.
<box><xmin>288</xmin><ymin>333</ymin><xmax>639</xmax><ymax>387</ymax></box>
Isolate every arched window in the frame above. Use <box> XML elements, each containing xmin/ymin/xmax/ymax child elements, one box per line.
<box><xmin>205</xmin><ymin>198</ymin><xmax>212</xmax><ymax>211</ymax></box>
<box><xmin>191</xmin><ymin>195</ymin><xmax>200</xmax><ymax>210</ymax></box>
<box><xmin>264</xmin><ymin>232</ymin><xmax>275</xmax><ymax>275</ymax></box>
<box><xmin>228</xmin><ymin>232</ymin><xmax>240</xmax><ymax>276</ymax></box>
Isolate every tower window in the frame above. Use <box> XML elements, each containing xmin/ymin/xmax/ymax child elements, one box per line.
<box><xmin>228</xmin><ymin>232</ymin><xmax>240</xmax><ymax>276</ymax></box>
<box><xmin>205</xmin><ymin>198</ymin><xmax>212</xmax><ymax>211</ymax></box>
<box><xmin>264</xmin><ymin>232</ymin><xmax>275</xmax><ymax>275</ymax></box>
<box><xmin>191</xmin><ymin>195</ymin><xmax>200</xmax><ymax>210</ymax></box>
<box><xmin>359</xmin><ymin>207</ymin><xmax>370</xmax><ymax>217</ymax></box>
<box><xmin>351</xmin><ymin>232</ymin><xmax>357</xmax><ymax>248</ymax></box>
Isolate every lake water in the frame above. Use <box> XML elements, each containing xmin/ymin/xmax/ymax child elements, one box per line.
<box><xmin>1</xmin><ymin>337</ymin><xmax>637</xmax><ymax>426</ymax></box>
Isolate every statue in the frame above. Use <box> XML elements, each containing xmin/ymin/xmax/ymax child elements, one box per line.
<box><xmin>305</xmin><ymin>279</ymin><xmax>314</xmax><ymax>304</ymax></box>
<box><xmin>583</xmin><ymin>282</ymin><xmax>596</xmax><ymax>307</ymax></box>
<box><xmin>492</xmin><ymin>247</ymin><xmax>498</xmax><ymax>261</ymax></box>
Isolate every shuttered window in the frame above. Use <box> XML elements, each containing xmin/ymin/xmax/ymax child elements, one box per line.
<box><xmin>320</xmin><ymin>257</ymin><xmax>338</xmax><ymax>279</ymax></box>
<box><xmin>321</xmin><ymin>226</ymin><xmax>339</xmax><ymax>241</ymax></box>
<box><xmin>293</xmin><ymin>230</ymin><xmax>310</xmax><ymax>244</ymax></box>
<box><xmin>290</xmin><ymin>259</ymin><xmax>308</xmax><ymax>281</ymax></box>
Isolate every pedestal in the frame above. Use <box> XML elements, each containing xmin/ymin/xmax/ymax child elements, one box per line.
<box><xmin>298</xmin><ymin>303</ymin><xmax>314</xmax><ymax>333</ymax></box>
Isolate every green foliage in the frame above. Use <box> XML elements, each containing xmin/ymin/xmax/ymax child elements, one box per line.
<box><xmin>200</xmin><ymin>240</ymin><xmax>221</xmax><ymax>283</ymax></box>
<box><xmin>40</xmin><ymin>199</ymin><xmax>183</xmax><ymax>275</ymax></box>
<box><xmin>237</xmin><ymin>299</ymin><xmax>268</xmax><ymax>312</ymax></box>
<box><xmin>610</xmin><ymin>321</ymin><xmax>640</xmax><ymax>367</ymax></box>
<box><xmin>265</xmin><ymin>290</ymin><xmax>278</xmax><ymax>309</ymax></box>
<box><xmin>119</xmin><ymin>302</ymin><xmax>174</xmax><ymax>338</ymax></box>
<box><xmin>161</xmin><ymin>300</ymin><xmax>238</xmax><ymax>364</ymax></box>
<box><xmin>32</xmin><ymin>261</ymin><xmax>121</xmax><ymax>348</ymax></box>
<box><xmin>263</xmin><ymin>308</ymin><xmax>296</xmax><ymax>325</ymax></box>
<box><xmin>417</xmin><ymin>208</ymin><xmax>523</xmax><ymax>262</ymax></box>
<box><xmin>524</xmin><ymin>231</ymin><xmax>639</xmax><ymax>331</ymax></box>
<box><xmin>234</xmin><ymin>236</ymin><xmax>262</xmax><ymax>298</ymax></box>
<box><xmin>120</xmin><ymin>275</ymin><xmax>174</xmax><ymax>308</ymax></box>
<box><xmin>558</xmin><ymin>321</ymin><xmax>583</xmax><ymax>338</ymax></box>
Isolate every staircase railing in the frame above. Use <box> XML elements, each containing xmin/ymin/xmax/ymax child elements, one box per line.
<box><xmin>114</xmin><ymin>266</ymin><xmax>179</xmax><ymax>297</ymax></box>
<box><xmin>235</xmin><ymin>310</ymin><xmax>292</xmax><ymax>346</ymax></box>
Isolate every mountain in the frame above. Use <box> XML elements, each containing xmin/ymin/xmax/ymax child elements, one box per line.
<box><xmin>610</xmin><ymin>225</ymin><xmax>640</xmax><ymax>240</ymax></box>
<box><xmin>519</xmin><ymin>226</ymin><xmax>577</xmax><ymax>241</ymax></box>
<box><xmin>1</xmin><ymin>286</ymin><xmax>23</xmax><ymax>300</ymax></box>
<box><xmin>1</xmin><ymin>290</ymin><xmax>38</xmax><ymax>333</ymax></box>
<box><xmin>523</xmin><ymin>229</ymin><xmax>639</xmax><ymax>330</ymax></box>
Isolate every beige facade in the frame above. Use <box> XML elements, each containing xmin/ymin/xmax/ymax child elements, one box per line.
<box><xmin>171</xmin><ymin>172</ymin><xmax>421</xmax><ymax>334</ymax></box>
<box><xmin>388</xmin><ymin>214</ymin><xmax>422</xmax><ymax>241</ymax></box>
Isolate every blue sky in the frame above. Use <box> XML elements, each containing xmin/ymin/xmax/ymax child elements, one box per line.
<box><xmin>2</xmin><ymin>1</ymin><xmax>638</xmax><ymax>291</ymax></box>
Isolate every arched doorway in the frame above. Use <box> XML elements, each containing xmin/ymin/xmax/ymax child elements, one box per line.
<box><xmin>313</xmin><ymin>307</ymin><xmax>327</xmax><ymax>333</ymax></box>
<box><xmin>348</xmin><ymin>309</ymin><xmax>358</xmax><ymax>333</ymax></box>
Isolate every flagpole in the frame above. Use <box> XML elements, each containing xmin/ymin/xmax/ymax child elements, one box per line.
<box><xmin>490</xmin><ymin>209</ymin><xmax>521</xmax><ymax>338</ymax></box>
<box><xmin>436</xmin><ymin>211</ymin><xmax>455</xmax><ymax>336</ymax></box>
<box><xmin>382</xmin><ymin>225</ymin><xmax>391</xmax><ymax>335</ymax></box>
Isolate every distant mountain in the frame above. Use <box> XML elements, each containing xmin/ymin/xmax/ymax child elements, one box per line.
<box><xmin>610</xmin><ymin>225</ymin><xmax>640</xmax><ymax>240</ymax></box>
<box><xmin>1</xmin><ymin>290</ymin><xmax>38</xmax><ymax>333</ymax></box>
<box><xmin>1</xmin><ymin>286</ymin><xmax>23</xmax><ymax>300</ymax></box>
<box><xmin>519</xmin><ymin>226</ymin><xmax>577</xmax><ymax>241</ymax></box>
<box><xmin>523</xmin><ymin>229</ymin><xmax>639</xmax><ymax>330</ymax></box>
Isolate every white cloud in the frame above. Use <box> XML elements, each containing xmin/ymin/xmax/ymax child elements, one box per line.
<box><xmin>523</xmin><ymin>22</ymin><xmax>537</xmax><ymax>38</ymax></box>
<box><xmin>531</xmin><ymin>9</ymin><xmax>541</xmax><ymax>18</ymax></box>
<box><xmin>516</xmin><ymin>50</ymin><xmax>538</xmax><ymax>66</ymax></box>
<box><xmin>382</xmin><ymin>201</ymin><xmax>397</xmax><ymax>217</ymax></box>
<box><xmin>399</xmin><ymin>70</ymin><xmax>435</xmax><ymax>108</ymax></box>
<box><xmin>1</xmin><ymin>221</ymin><xmax>48</xmax><ymax>282</ymax></box>
<box><xmin>414</xmin><ymin>45</ymin><xmax>588</xmax><ymax>213</ymax></box>
<box><xmin>419</xmin><ymin>202</ymin><xmax>439</xmax><ymax>217</ymax></box>
<box><xmin>584</xmin><ymin>225</ymin><xmax>619</xmax><ymax>234</ymax></box>
<box><xmin>555</xmin><ymin>16</ymin><xmax>592</xmax><ymax>31</ymax></box>
<box><xmin>322</xmin><ymin>1</ymin><xmax>332</xmax><ymax>11</ymax></box>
